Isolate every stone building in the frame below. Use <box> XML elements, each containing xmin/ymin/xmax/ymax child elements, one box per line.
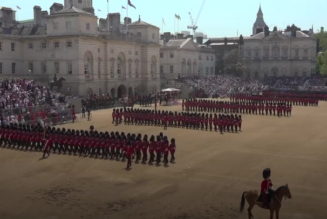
<box><xmin>207</xmin><ymin>6</ymin><xmax>317</xmax><ymax>79</ymax></box>
<box><xmin>0</xmin><ymin>0</ymin><xmax>160</xmax><ymax>97</ymax></box>
<box><xmin>241</xmin><ymin>6</ymin><xmax>317</xmax><ymax>79</ymax></box>
<box><xmin>159</xmin><ymin>33</ymin><xmax>215</xmax><ymax>84</ymax></box>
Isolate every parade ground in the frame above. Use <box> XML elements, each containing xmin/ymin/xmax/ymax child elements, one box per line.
<box><xmin>0</xmin><ymin>101</ymin><xmax>327</xmax><ymax>219</ymax></box>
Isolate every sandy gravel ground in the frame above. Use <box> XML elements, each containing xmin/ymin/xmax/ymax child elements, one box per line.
<box><xmin>0</xmin><ymin>101</ymin><xmax>327</xmax><ymax>219</ymax></box>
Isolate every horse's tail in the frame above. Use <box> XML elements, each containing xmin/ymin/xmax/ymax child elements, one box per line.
<box><xmin>240</xmin><ymin>192</ymin><xmax>246</xmax><ymax>212</ymax></box>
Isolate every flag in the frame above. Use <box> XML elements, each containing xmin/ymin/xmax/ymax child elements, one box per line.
<box><xmin>122</xmin><ymin>6</ymin><xmax>126</xmax><ymax>10</ymax></box>
<box><xmin>16</xmin><ymin>5</ymin><xmax>21</xmax><ymax>10</ymax></box>
<box><xmin>175</xmin><ymin>14</ymin><xmax>181</xmax><ymax>20</ymax></box>
<box><xmin>128</xmin><ymin>0</ymin><xmax>136</xmax><ymax>9</ymax></box>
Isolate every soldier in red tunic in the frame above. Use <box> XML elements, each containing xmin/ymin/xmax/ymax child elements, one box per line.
<box><xmin>258</xmin><ymin>168</ymin><xmax>273</xmax><ymax>208</ymax></box>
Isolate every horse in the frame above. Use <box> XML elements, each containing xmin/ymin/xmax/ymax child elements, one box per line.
<box><xmin>49</xmin><ymin>77</ymin><xmax>65</xmax><ymax>91</ymax></box>
<box><xmin>240</xmin><ymin>184</ymin><xmax>292</xmax><ymax>219</ymax></box>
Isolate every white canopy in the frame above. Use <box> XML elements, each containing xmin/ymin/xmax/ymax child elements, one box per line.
<box><xmin>161</xmin><ymin>88</ymin><xmax>181</xmax><ymax>93</ymax></box>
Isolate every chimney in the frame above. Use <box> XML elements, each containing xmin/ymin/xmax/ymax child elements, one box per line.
<box><xmin>0</xmin><ymin>7</ymin><xmax>16</xmax><ymax>28</ymax></box>
<box><xmin>99</xmin><ymin>18</ymin><xmax>107</xmax><ymax>30</ymax></box>
<box><xmin>108</xmin><ymin>13</ymin><xmax>121</xmax><ymax>34</ymax></box>
<box><xmin>163</xmin><ymin>32</ymin><xmax>172</xmax><ymax>43</ymax></box>
<box><xmin>34</xmin><ymin>6</ymin><xmax>42</xmax><ymax>25</ymax></box>
<box><xmin>196</xmin><ymin>36</ymin><xmax>203</xmax><ymax>44</ymax></box>
<box><xmin>124</xmin><ymin>17</ymin><xmax>132</xmax><ymax>25</ymax></box>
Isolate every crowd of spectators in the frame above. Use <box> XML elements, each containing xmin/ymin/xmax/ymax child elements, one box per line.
<box><xmin>180</xmin><ymin>75</ymin><xmax>327</xmax><ymax>98</ymax></box>
<box><xmin>181</xmin><ymin>75</ymin><xmax>265</xmax><ymax>98</ymax></box>
<box><xmin>0</xmin><ymin>79</ymin><xmax>72</xmax><ymax>125</ymax></box>
<box><xmin>263</xmin><ymin>76</ymin><xmax>327</xmax><ymax>91</ymax></box>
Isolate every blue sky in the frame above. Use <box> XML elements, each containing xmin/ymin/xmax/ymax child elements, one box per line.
<box><xmin>1</xmin><ymin>0</ymin><xmax>326</xmax><ymax>37</ymax></box>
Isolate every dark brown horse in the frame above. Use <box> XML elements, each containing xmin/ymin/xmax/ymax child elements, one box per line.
<box><xmin>240</xmin><ymin>184</ymin><xmax>292</xmax><ymax>219</ymax></box>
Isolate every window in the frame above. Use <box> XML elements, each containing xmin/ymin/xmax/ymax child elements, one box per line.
<box><xmin>11</xmin><ymin>42</ymin><xmax>15</xmax><ymax>51</ymax></box>
<box><xmin>199</xmin><ymin>55</ymin><xmax>202</xmax><ymax>60</ymax></box>
<box><xmin>160</xmin><ymin>52</ymin><xmax>164</xmax><ymax>58</ymax></box>
<box><xmin>170</xmin><ymin>53</ymin><xmax>174</xmax><ymax>58</ymax></box>
<box><xmin>282</xmin><ymin>47</ymin><xmax>288</xmax><ymax>59</ymax></box>
<box><xmin>41</xmin><ymin>42</ymin><xmax>47</xmax><ymax>49</ymax></box>
<box><xmin>135</xmin><ymin>60</ymin><xmax>139</xmax><ymax>78</ymax></box>
<box><xmin>0</xmin><ymin>63</ymin><xmax>2</xmax><ymax>74</ymax></box>
<box><xmin>128</xmin><ymin>60</ymin><xmax>132</xmax><ymax>78</ymax></box>
<box><xmin>53</xmin><ymin>22</ymin><xmax>58</xmax><ymax>30</ymax></box>
<box><xmin>160</xmin><ymin>65</ymin><xmax>164</xmax><ymax>74</ymax></box>
<box><xmin>28</xmin><ymin>43</ymin><xmax>33</xmax><ymax>49</ymax></box>
<box><xmin>65</xmin><ymin>21</ymin><xmax>72</xmax><ymax>30</ymax></box>
<box><xmin>152</xmin><ymin>33</ymin><xmax>155</xmax><ymax>40</ymax></box>
<box><xmin>303</xmin><ymin>49</ymin><xmax>309</xmax><ymax>59</ymax></box>
<box><xmin>86</xmin><ymin>23</ymin><xmax>90</xmax><ymax>30</ymax></box>
<box><xmin>0</xmin><ymin>42</ymin><xmax>2</xmax><ymax>51</ymax></box>
<box><xmin>206</xmin><ymin>56</ymin><xmax>209</xmax><ymax>61</ymax></box>
<box><xmin>110</xmin><ymin>59</ymin><xmax>115</xmax><ymax>78</ymax></box>
<box><xmin>263</xmin><ymin>47</ymin><xmax>269</xmax><ymax>59</ymax></box>
<box><xmin>54</xmin><ymin>62</ymin><xmax>60</xmax><ymax>74</ymax></box>
<box><xmin>12</xmin><ymin>63</ymin><xmax>16</xmax><ymax>74</ymax></box>
<box><xmin>206</xmin><ymin>67</ymin><xmax>209</xmax><ymax>74</ymax></box>
<box><xmin>170</xmin><ymin>65</ymin><xmax>174</xmax><ymax>74</ymax></box>
<box><xmin>54</xmin><ymin>42</ymin><xmax>60</xmax><ymax>48</ymax></box>
<box><xmin>41</xmin><ymin>62</ymin><xmax>47</xmax><ymax>74</ymax></box>
<box><xmin>135</xmin><ymin>51</ymin><xmax>138</xmax><ymax>55</ymax></box>
<box><xmin>78</xmin><ymin>0</ymin><xmax>82</xmax><ymax>3</ymax></box>
<box><xmin>66</xmin><ymin>41</ymin><xmax>72</xmax><ymax>47</ymax></box>
<box><xmin>294</xmin><ymin>48</ymin><xmax>299</xmax><ymax>59</ymax></box>
<box><xmin>67</xmin><ymin>62</ymin><xmax>73</xmax><ymax>74</ymax></box>
<box><xmin>28</xmin><ymin>62</ymin><xmax>34</xmax><ymax>73</ymax></box>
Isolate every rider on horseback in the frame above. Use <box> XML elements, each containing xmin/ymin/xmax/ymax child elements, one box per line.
<box><xmin>258</xmin><ymin>168</ymin><xmax>273</xmax><ymax>208</ymax></box>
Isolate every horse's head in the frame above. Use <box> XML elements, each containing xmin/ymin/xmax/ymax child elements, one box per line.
<box><xmin>283</xmin><ymin>184</ymin><xmax>292</xmax><ymax>199</ymax></box>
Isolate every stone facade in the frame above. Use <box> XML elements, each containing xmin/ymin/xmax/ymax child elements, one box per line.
<box><xmin>242</xmin><ymin>30</ymin><xmax>317</xmax><ymax>79</ymax></box>
<box><xmin>241</xmin><ymin>6</ymin><xmax>317</xmax><ymax>79</ymax></box>
<box><xmin>0</xmin><ymin>1</ymin><xmax>160</xmax><ymax>97</ymax></box>
<box><xmin>160</xmin><ymin>37</ymin><xmax>215</xmax><ymax>84</ymax></box>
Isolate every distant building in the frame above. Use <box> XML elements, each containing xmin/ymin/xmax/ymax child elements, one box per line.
<box><xmin>207</xmin><ymin>6</ymin><xmax>317</xmax><ymax>79</ymax></box>
<box><xmin>159</xmin><ymin>34</ymin><xmax>215</xmax><ymax>84</ymax></box>
<box><xmin>0</xmin><ymin>0</ymin><xmax>160</xmax><ymax>97</ymax></box>
<box><xmin>241</xmin><ymin>7</ymin><xmax>317</xmax><ymax>79</ymax></box>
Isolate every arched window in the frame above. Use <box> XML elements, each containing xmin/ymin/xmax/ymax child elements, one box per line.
<box><xmin>181</xmin><ymin>59</ymin><xmax>186</xmax><ymax>75</ymax></box>
<box><xmin>151</xmin><ymin>56</ymin><xmax>157</xmax><ymax>79</ymax></box>
<box><xmin>187</xmin><ymin>59</ymin><xmax>192</xmax><ymax>75</ymax></box>
<box><xmin>128</xmin><ymin>59</ymin><xmax>132</xmax><ymax>78</ymax></box>
<box><xmin>134</xmin><ymin>59</ymin><xmax>139</xmax><ymax>78</ymax></box>
<box><xmin>110</xmin><ymin>58</ymin><xmax>115</xmax><ymax>78</ymax></box>
<box><xmin>272</xmin><ymin>46</ymin><xmax>280</xmax><ymax>59</ymax></box>
<box><xmin>193</xmin><ymin>61</ymin><xmax>197</xmax><ymax>75</ymax></box>
<box><xmin>84</xmin><ymin>51</ymin><xmax>94</xmax><ymax>80</ymax></box>
<box><xmin>117</xmin><ymin>53</ymin><xmax>126</xmax><ymax>79</ymax></box>
<box><xmin>98</xmin><ymin>58</ymin><xmax>102</xmax><ymax>79</ymax></box>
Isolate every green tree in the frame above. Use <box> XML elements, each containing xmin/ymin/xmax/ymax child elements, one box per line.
<box><xmin>318</xmin><ymin>52</ymin><xmax>327</xmax><ymax>75</ymax></box>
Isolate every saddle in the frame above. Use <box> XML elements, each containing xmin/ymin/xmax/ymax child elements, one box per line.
<box><xmin>257</xmin><ymin>193</ymin><xmax>270</xmax><ymax>209</ymax></box>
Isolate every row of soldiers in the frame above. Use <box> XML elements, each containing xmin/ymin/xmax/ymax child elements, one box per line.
<box><xmin>182</xmin><ymin>99</ymin><xmax>292</xmax><ymax>117</ymax></box>
<box><xmin>113</xmin><ymin>108</ymin><xmax>242</xmax><ymax>133</ymax></box>
<box><xmin>230</xmin><ymin>94</ymin><xmax>319</xmax><ymax>106</ymax></box>
<box><xmin>0</xmin><ymin>124</ymin><xmax>176</xmax><ymax>169</ymax></box>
